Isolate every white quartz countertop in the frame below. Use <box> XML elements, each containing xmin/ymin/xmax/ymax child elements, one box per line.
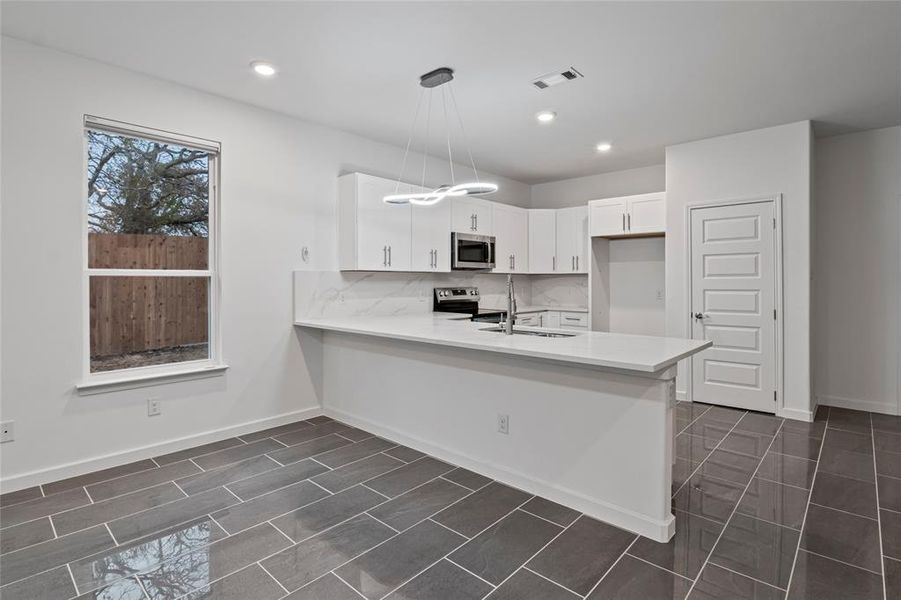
<box><xmin>295</xmin><ymin>313</ymin><xmax>711</xmax><ymax>374</ymax></box>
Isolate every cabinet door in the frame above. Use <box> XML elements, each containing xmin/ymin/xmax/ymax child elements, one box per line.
<box><xmin>452</xmin><ymin>197</ymin><xmax>492</xmax><ymax>234</ymax></box>
<box><xmin>528</xmin><ymin>210</ymin><xmax>557</xmax><ymax>273</ymax></box>
<box><xmin>493</xmin><ymin>204</ymin><xmax>529</xmax><ymax>273</ymax></box>
<box><xmin>572</xmin><ymin>206</ymin><xmax>588</xmax><ymax>273</ymax></box>
<box><xmin>555</xmin><ymin>206</ymin><xmax>588</xmax><ymax>273</ymax></box>
<box><xmin>411</xmin><ymin>191</ymin><xmax>451</xmax><ymax>272</ymax></box>
<box><xmin>589</xmin><ymin>198</ymin><xmax>628</xmax><ymax>237</ymax></box>
<box><xmin>626</xmin><ymin>193</ymin><xmax>665</xmax><ymax>234</ymax></box>
<box><xmin>543</xmin><ymin>311</ymin><xmax>561</xmax><ymax>328</ymax></box>
<box><xmin>356</xmin><ymin>174</ymin><xmax>411</xmax><ymax>271</ymax></box>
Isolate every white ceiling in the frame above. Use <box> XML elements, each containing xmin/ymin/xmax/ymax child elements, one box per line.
<box><xmin>2</xmin><ymin>1</ymin><xmax>899</xmax><ymax>184</ymax></box>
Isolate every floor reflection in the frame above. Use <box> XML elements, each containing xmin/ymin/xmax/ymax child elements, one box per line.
<box><xmin>72</xmin><ymin>518</ymin><xmax>221</xmax><ymax>595</ymax></box>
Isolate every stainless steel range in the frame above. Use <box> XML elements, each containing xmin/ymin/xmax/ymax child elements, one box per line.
<box><xmin>433</xmin><ymin>287</ymin><xmax>506</xmax><ymax>323</ymax></box>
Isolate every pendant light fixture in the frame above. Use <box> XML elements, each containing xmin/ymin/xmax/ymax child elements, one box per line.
<box><xmin>384</xmin><ymin>67</ymin><xmax>498</xmax><ymax>206</ymax></box>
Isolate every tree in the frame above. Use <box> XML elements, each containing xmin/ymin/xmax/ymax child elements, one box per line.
<box><xmin>87</xmin><ymin>131</ymin><xmax>209</xmax><ymax>236</ymax></box>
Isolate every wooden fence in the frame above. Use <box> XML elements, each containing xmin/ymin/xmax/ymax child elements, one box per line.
<box><xmin>89</xmin><ymin>234</ymin><xmax>209</xmax><ymax>357</ymax></box>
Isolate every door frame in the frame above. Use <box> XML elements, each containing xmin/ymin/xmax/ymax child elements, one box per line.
<box><xmin>683</xmin><ymin>195</ymin><xmax>785</xmax><ymax>415</ymax></box>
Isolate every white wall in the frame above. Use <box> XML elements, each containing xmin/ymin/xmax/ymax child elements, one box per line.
<box><xmin>665</xmin><ymin>121</ymin><xmax>812</xmax><ymax>419</ymax></box>
<box><xmin>813</xmin><ymin>126</ymin><xmax>901</xmax><ymax>415</ymax></box>
<box><xmin>0</xmin><ymin>37</ymin><xmax>530</xmax><ymax>488</ymax></box>
<box><xmin>609</xmin><ymin>238</ymin><xmax>665</xmax><ymax>336</ymax></box>
<box><xmin>530</xmin><ymin>164</ymin><xmax>665</xmax><ymax>209</ymax></box>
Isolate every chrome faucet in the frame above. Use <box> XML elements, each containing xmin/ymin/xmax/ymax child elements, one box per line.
<box><xmin>505</xmin><ymin>273</ymin><xmax>517</xmax><ymax>335</ymax></box>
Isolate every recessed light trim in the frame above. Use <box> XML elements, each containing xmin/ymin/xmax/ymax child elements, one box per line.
<box><xmin>251</xmin><ymin>61</ymin><xmax>277</xmax><ymax>77</ymax></box>
<box><xmin>536</xmin><ymin>110</ymin><xmax>557</xmax><ymax>123</ymax></box>
<box><xmin>596</xmin><ymin>142</ymin><xmax>613</xmax><ymax>152</ymax></box>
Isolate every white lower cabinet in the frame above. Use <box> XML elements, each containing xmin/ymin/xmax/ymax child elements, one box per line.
<box><xmin>537</xmin><ymin>310</ymin><xmax>588</xmax><ymax>330</ymax></box>
<box><xmin>558</xmin><ymin>311</ymin><xmax>589</xmax><ymax>329</ymax></box>
<box><xmin>516</xmin><ymin>313</ymin><xmax>540</xmax><ymax>327</ymax></box>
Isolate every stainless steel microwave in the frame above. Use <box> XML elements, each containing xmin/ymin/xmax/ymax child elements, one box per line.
<box><xmin>451</xmin><ymin>232</ymin><xmax>496</xmax><ymax>270</ymax></box>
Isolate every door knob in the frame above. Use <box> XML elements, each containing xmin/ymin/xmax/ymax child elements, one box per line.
<box><xmin>693</xmin><ymin>312</ymin><xmax>707</xmax><ymax>320</ymax></box>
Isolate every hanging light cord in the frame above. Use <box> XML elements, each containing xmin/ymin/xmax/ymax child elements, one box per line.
<box><xmin>448</xmin><ymin>81</ymin><xmax>481</xmax><ymax>184</ymax></box>
<box><xmin>442</xmin><ymin>85</ymin><xmax>455</xmax><ymax>185</ymax></box>
<box><xmin>394</xmin><ymin>87</ymin><xmax>425</xmax><ymax>194</ymax></box>
<box><xmin>420</xmin><ymin>88</ymin><xmax>433</xmax><ymax>191</ymax></box>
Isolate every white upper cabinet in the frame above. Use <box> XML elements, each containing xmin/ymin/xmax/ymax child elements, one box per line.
<box><xmin>626</xmin><ymin>193</ymin><xmax>666</xmax><ymax>234</ymax></box>
<box><xmin>555</xmin><ymin>206</ymin><xmax>589</xmax><ymax>273</ymax></box>
<box><xmin>589</xmin><ymin>198</ymin><xmax>629</xmax><ymax>237</ymax></box>
<box><xmin>411</xmin><ymin>193</ymin><xmax>451</xmax><ymax>272</ymax></box>
<box><xmin>528</xmin><ymin>209</ymin><xmax>557</xmax><ymax>273</ymax></box>
<box><xmin>589</xmin><ymin>192</ymin><xmax>665</xmax><ymax>238</ymax></box>
<box><xmin>338</xmin><ymin>172</ymin><xmax>411</xmax><ymax>271</ymax></box>
<box><xmin>493</xmin><ymin>204</ymin><xmax>529</xmax><ymax>273</ymax></box>
<box><xmin>452</xmin><ymin>197</ymin><xmax>493</xmax><ymax>234</ymax></box>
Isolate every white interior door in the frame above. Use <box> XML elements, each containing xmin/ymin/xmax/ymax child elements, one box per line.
<box><xmin>690</xmin><ymin>201</ymin><xmax>777</xmax><ymax>413</ymax></box>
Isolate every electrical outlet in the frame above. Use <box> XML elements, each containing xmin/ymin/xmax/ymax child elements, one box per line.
<box><xmin>147</xmin><ymin>399</ymin><xmax>161</xmax><ymax>417</ymax></box>
<box><xmin>656</xmin><ymin>289</ymin><xmax>664</xmax><ymax>301</ymax></box>
<box><xmin>497</xmin><ymin>413</ymin><xmax>509</xmax><ymax>435</ymax></box>
<box><xmin>0</xmin><ymin>421</ymin><xmax>14</xmax><ymax>443</ymax></box>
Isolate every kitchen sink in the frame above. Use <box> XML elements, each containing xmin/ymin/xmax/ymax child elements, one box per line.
<box><xmin>479</xmin><ymin>326</ymin><xmax>577</xmax><ymax>338</ymax></box>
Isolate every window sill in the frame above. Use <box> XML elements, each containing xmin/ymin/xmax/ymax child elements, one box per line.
<box><xmin>76</xmin><ymin>364</ymin><xmax>228</xmax><ymax>395</ymax></box>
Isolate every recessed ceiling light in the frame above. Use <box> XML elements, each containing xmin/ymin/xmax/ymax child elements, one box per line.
<box><xmin>536</xmin><ymin>110</ymin><xmax>557</xmax><ymax>123</ymax></box>
<box><xmin>251</xmin><ymin>61</ymin><xmax>277</xmax><ymax>77</ymax></box>
<box><xmin>596</xmin><ymin>142</ymin><xmax>613</xmax><ymax>152</ymax></box>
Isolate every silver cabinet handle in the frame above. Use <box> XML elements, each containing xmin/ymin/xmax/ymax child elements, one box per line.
<box><xmin>433</xmin><ymin>249</ymin><xmax>437</xmax><ymax>268</ymax></box>
<box><xmin>627</xmin><ymin>213</ymin><xmax>631</xmax><ymax>231</ymax></box>
<box><xmin>471</xmin><ymin>214</ymin><xmax>476</xmax><ymax>231</ymax></box>
<box><xmin>575</xmin><ymin>256</ymin><xmax>579</xmax><ymax>271</ymax></box>
<box><xmin>383</xmin><ymin>245</ymin><xmax>387</xmax><ymax>266</ymax></box>
<box><xmin>572</xmin><ymin>256</ymin><xmax>575</xmax><ymax>271</ymax></box>
<box><xmin>622</xmin><ymin>213</ymin><xmax>626</xmax><ymax>232</ymax></box>
<box><xmin>552</xmin><ymin>256</ymin><xmax>556</xmax><ymax>271</ymax></box>
<box><xmin>387</xmin><ymin>245</ymin><xmax>392</xmax><ymax>267</ymax></box>
<box><xmin>512</xmin><ymin>254</ymin><xmax>516</xmax><ymax>270</ymax></box>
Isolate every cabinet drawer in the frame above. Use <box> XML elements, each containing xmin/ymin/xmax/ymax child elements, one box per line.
<box><xmin>517</xmin><ymin>313</ymin><xmax>540</xmax><ymax>326</ymax></box>
<box><xmin>558</xmin><ymin>312</ymin><xmax>588</xmax><ymax>328</ymax></box>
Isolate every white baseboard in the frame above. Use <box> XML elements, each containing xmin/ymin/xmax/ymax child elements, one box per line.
<box><xmin>778</xmin><ymin>406</ymin><xmax>814</xmax><ymax>422</ymax></box>
<box><xmin>325</xmin><ymin>407</ymin><xmax>675</xmax><ymax>542</ymax></box>
<box><xmin>676</xmin><ymin>390</ymin><xmax>687</xmax><ymax>401</ymax></box>
<box><xmin>817</xmin><ymin>394</ymin><xmax>899</xmax><ymax>416</ymax></box>
<box><xmin>1</xmin><ymin>407</ymin><xmax>322</xmax><ymax>492</ymax></box>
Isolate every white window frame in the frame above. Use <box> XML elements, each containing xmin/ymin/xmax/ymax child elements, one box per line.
<box><xmin>77</xmin><ymin>116</ymin><xmax>225</xmax><ymax>394</ymax></box>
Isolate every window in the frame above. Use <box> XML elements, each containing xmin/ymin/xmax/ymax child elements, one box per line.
<box><xmin>83</xmin><ymin>116</ymin><xmax>220</xmax><ymax>379</ymax></box>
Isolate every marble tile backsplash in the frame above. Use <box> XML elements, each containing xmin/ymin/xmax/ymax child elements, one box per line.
<box><xmin>530</xmin><ymin>275</ymin><xmax>590</xmax><ymax>308</ymax></box>
<box><xmin>294</xmin><ymin>271</ymin><xmax>543</xmax><ymax>319</ymax></box>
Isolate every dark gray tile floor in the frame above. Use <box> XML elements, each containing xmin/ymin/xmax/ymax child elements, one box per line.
<box><xmin>1</xmin><ymin>405</ymin><xmax>899</xmax><ymax>599</ymax></box>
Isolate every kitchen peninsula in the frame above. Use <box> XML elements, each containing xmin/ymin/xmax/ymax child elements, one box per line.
<box><xmin>295</xmin><ymin>312</ymin><xmax>711</xmax><ymax>541</ymax></box>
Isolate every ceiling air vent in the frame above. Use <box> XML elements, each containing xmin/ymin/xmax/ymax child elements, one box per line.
<box><xmin>532</xmin><ymin>67</ymin><xmax>584</xmax><ymax>90</ymax></box>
